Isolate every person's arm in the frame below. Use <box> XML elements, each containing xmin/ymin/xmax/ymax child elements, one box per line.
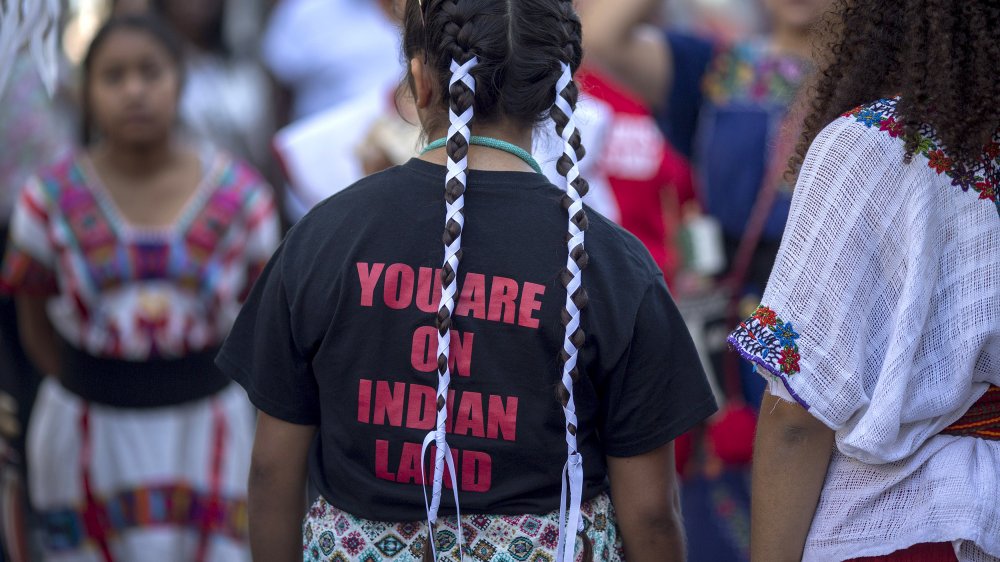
<box><xmin>15</xmin><ymin>295</ymin><xmax>60</xmax><ymax>376</ymax></box>
<box><xmin>751</xmin><ymin>393</ymin><xmax>835</xmax><ymax>562</ymax></box>
<box><xmin>580</xmin><ymin>0</ymin><xmax>671</xmax><ymax>110</ymax></box>
<box><xmin>607</xmin><ymin>442</ymin><xmax>684</xmax><ymax>561</ymax></box>
<box><xmin>248</xmin><ymin>411</ymin><xmax>316</xmax><ymax>562</ymax></box>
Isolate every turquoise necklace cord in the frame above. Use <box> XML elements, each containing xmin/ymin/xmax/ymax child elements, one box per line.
<box><xmin>421</xmin><ymin>136</ymin><xmax>543</xmax><ymax>174</ymax></box>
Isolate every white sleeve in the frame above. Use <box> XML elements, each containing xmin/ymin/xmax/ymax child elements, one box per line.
<box><xmin>730</xmin><ymin>114</ymin><xmax>999</xmax><ymax>464</ymax></box>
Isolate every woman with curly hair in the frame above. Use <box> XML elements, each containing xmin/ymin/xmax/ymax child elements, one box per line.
<box><xmin>727</xmin><ymin>0</ymin><xmax>1000</xmax><ymax>560</ymax></box>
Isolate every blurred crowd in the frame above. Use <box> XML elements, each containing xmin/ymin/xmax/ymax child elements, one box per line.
<box><xmin>0</xmin><ymin>0</ymin><xmax>831</xmax><ymax>560</ymax></box>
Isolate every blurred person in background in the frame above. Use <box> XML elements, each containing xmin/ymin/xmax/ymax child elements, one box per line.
<box><xmin>584</xmin><ymin>1</ymin><xmax>832</xmax><ymax>560</ymax></box>
<box><xmin>585</xmin><ymin>0</ymin><xmax>832</xmax><ymax>400</ymax></box>
<box><xmin>149</xmin><ymin>0</ymin><xmax>275</xmax><ymax>177</ymax></box>
<box><xmin>573</xmin><ymin>38</ymin><xmax>698</xmax><ymax>287</ymax></box>
<box><xmin>262</xmin><ymin>0</ymin><xmax>401</xmax><ymax>124</ymax></box>
<box><xmin>0</xmin><ymin>49</ymin><xmax>75</xmax><ymax>562</ymax></box>
<box><xmin>262</xmin><ymin>0</ymin><xmax>401</xmax><ymax>222</ymax></box>
<box><xmin>0</xmin><ymin>14</ymin><xmax>278</xmax><ymax>561</ymax></box>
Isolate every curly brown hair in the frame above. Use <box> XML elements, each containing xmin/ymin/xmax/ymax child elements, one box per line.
<box><xmin>791</xmin><ymin>0</ymin><xmax>1000</xmax><ymax>174</ymax></box>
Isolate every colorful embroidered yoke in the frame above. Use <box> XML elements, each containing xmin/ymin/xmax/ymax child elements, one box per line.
<box><xmin>728</xmin><ymin>100</ymin><xmax>1000</xmax><ymax>561</ymax></box>
<box><xmin>685</xmin><ymin>37</ymin><xmax>812</xmax><ymax>242</ymax></box>
<box><xmin>0</xmin><ymin>150</ymin><xmax>278</xmax><ymax>360</ymax></box>
<box><xmin>843</xmin><ymin>98</ymin><xmax>1000</xmax><ymax>217</ymax></box>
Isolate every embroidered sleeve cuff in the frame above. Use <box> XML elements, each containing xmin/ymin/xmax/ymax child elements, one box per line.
<box><xmin>727</xmin><ymin>305</ymin><xmax>810</xmax><ymax>410</ymax></box>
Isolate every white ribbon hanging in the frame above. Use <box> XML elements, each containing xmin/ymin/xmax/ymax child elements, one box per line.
<box><xmin>0</xmin><ymin>0</ymin><xmax>61</xmax><ymax>101</ymax></box>
<box><xmin>420</xmin><ymin>55</ymin><xmax>478</xmax><ymax>562</ymax></box>
<box><xmin>554</xmin><ymin>61</ymin><xmax>586</xmax><ymax>562</ymax></box>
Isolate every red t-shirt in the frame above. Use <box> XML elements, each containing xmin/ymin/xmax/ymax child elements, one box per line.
<box><xmin>578</xmin><ymin>68</ymin><xmax>695</xmax><ymax>286</ymax></box>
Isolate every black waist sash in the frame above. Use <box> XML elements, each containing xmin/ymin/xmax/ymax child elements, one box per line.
<box><xmin>60</xmin><ymin>341</ymin><xmax>228</xmax><ymax>408</ymax></box>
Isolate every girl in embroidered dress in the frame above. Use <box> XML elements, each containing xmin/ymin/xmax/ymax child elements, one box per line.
<box><xmin>0</xmin><ymin>15</ymin><xmax>279</xmax><ymax>562</ymax></box>
<box><xmin>217</xmin><ymin>1</ymin><xmax>717</xmax><ymax>561</ymax></box>
<box><xmin>727</xmin><ymin>0</ymin><xmax>1000</xmax><ymax>560</ymax></box>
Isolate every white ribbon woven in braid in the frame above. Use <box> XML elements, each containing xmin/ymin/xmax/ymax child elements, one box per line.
<box><xmin>419</xmin><ymin>55</ymin><xmax>478</xmax><ymax>562</ymax></box>
<box><xmin>0</xmin><ymin>0</ymin><xmax>60</xmax><ymax>101</ymax></box>
<box><xmin>554</xmin><ymin>61</ymin><xmax>586</xmax><ymax>562</ymax></box>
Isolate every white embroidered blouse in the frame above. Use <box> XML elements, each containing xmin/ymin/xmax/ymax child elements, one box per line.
<box><xmin>730</xmin><ymin>99</ymin><xmax>1000</xmax><ymax>561</ymax></box>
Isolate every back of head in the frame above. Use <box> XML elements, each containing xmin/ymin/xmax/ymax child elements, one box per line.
<box><xmin>402</xmin><ymin>0</ymin><xmax>583</xmax><ymax>132</ymax></box>
<box><xmin>793</xmin><ymin>0</ymin><xmax>1000</xmax><ymax>172</ymax></box>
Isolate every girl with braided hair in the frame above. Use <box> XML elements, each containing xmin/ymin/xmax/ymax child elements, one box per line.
<box><xmin>218</xmin><ymin>0</ymin><xmax>716</xmax><ymax>560</ymax></box>
<box><xmin>726</xmin><ymin>0</ymin><xmax>1000</xmax><ymax>560</ymax></box>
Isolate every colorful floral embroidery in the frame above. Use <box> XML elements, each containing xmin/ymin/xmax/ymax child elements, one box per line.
<box><xmin>843</xmin><ymin>98</ymin><xmax>1000</xmax><ymax>217</ymax></box>
<box><xmin>752</xmin><ymin>306</ymin><xmax>777</xmax><ymax>328</ymax></box>
<box><xmin>703</xmin><ymin>40</ymin><xmax>810</xmax><ymax>107</ymax></box>
<box><xmin>727</xmin><ymin>305</ymin><xmax>801</xmax><ymax>377</ymax></box>
<box><xmin>773</xmin><ymin>321</ymin><xmax>800</xmax><ymax>348</ymax></box>
<box><xmin>879</xmin><ymin>117</ymin><xmax>904</xmax><ymax>138</ymax></box>
<box><xmin>779</xmin><ymin>347</ymin><xmax>801</xmax><ymax>375</ymax></box>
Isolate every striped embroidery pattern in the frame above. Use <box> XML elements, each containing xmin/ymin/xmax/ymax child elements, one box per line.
<box><xmin>37</xmin><ymin>483</ymin><xmax>248</xmax><ymax>551</ymax></box>
<box><xmin>941</xmin><ymin>385</ymin><xmax>1000</xmax><ymax>441</ymax></box>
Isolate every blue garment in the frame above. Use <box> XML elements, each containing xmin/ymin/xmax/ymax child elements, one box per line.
<box><xmin>659</xmin><ymin>34</ymin><xmax>809</xmax><ymax>243</ymax></box>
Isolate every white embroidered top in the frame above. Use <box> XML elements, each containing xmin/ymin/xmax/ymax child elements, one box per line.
<box><xmin>730</xmin><ymin>98</ymin><xmax>1000</xmax><ymax>561</ymax></box>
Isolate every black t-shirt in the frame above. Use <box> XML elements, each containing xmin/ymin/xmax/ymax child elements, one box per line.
<box><xmin>217</xmin><ymin>159</ymin><xmax>716</xmax><ymax>521</ymax></box>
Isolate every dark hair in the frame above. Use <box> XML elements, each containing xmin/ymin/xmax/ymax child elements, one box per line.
<box><xmin>81</xmin><ymin>14</ymin><xmax>186</xmax><ymax>145</ymax></box>
<box><xmin>151</xmin><ymin>0</ymin><xmax>230</xmax><ymax>57</ymax></box>
<box><xmin>791</xmin><ymin>0</ymin><xmax>1000</xmax><ymax>175</ymax></box>
<box><xmin>402</xmin><ymin>1</ymin><xmax>592</xmax><ymax>560</ymax></box>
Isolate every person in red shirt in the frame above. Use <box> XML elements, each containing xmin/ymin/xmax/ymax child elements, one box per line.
<box><xmin>577</xmin><ymin>68</ymin><xmax>696</xmax><ymax>289</ymax></box>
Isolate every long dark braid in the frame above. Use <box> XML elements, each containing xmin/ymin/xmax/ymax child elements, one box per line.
<box><xmin>425</xmin><ymin>1</ymin><xmax>478</xmax><ymax>558</ymax></box>
<box><xmin>550</xmin><ymin>1</ymin><xmax>591</xmax><ymax>560</ymax></box>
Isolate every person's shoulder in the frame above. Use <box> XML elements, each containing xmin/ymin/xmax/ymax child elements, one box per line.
<box><xmin>585</xmin><ymin>208</ymin><xmax>661</xmax><ymax>283</ymax></box>
<box><xmin>808</xmin><ymin>98</ymin><xmax>908</xmax><ymax>169</ymax></box>
<box><xmin>35</xmin><ymin>151</ymin><xmax>81</xmax><ymax>184</ymax></box>
<box><xmin>205</xmin><ymin>151</ymin><xmax>276</xmax><ymax>211</ymax></box>
<box><xmin>285</xmin><ymin>163</ymin><xmax>414</xmax><ymax>241</ymax></box>
<box><xmin>308</xmin><ymin>163</ymin><xmax>411</xmax><ymax>214</ymax></box>
<box><xmin>27</xmin><ymin>151</ymin><xmax>87</xmax><ymax>206</ymax></box>
<box><xmin>790</xmin><ymin>99</ymin><xmax>915</xmax><ymax>246</ymax></box>
<box><xmin>214</xmin><ymin>151</ymin><xmax>268</xmax><ymax>189</ymax></box>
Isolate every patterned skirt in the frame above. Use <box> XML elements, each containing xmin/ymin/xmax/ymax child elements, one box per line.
<box><xmin>302</xmin><ymin>492</ymin><xmax>624</xmax><ymax>562</ymax></box>
<box><xmin>28</xmin><ymin>378</ymin><xmax>253</xmax><ymax>562</ymax></box>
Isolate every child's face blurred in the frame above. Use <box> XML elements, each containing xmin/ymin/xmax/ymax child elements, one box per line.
<box><xmin>764</xmin><ymin>0</ymin><xmax>834</xmax><ymax>32</ymax></box>
<box><xmin>88</xmin><ymin>29</ymin><xmax>180</xmax><ymax>146</ymax></box>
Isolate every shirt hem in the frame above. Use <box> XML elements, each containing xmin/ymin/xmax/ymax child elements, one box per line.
<box><xmin>311</xmin><ymin>481</ymin><xmax>612</xmax><ymax>524</ymax></box>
